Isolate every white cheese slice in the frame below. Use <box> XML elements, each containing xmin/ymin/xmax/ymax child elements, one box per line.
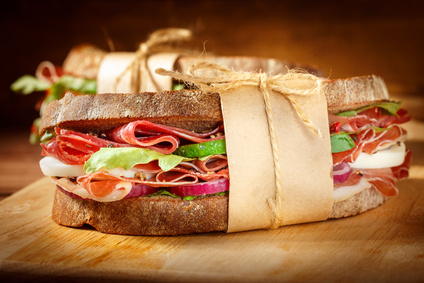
<box><xmin>40</xmin><ymin>157</ymin><xmax>86</xmax><ymax>177</ymax></box>
<box><xmin>39</xmin><ymin>157</ymin><xmax>154</xmax><ymax>180</ymax></box>
<box><xmin>349</xmin><ymin>142</ymin><xmax>406</xmax><ymax>169</ymax></box>
<box><xmin>334</xmin><ymin>178</ymin><xmax>372</xmax><ymax>203</ymax></box>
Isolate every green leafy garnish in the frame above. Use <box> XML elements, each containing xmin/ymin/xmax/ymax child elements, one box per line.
<box><xmin>84</xmin><ymin>147</ymin><xmax>192</xmax><ymax>174</ymax></box>
<box><xmin>330</xmin><ymin>132</ymin><xmax>355</xmax><ymax>153</ymax></box>
<box><xmin>172</xmin><ymin>83</ymin><xmax>186</xmax><ymax>90</ymax></box>
<box><xmin>10</xmin><ymin>75</ymin><xmax>50</xmax><ymax>94</ymax></box>
<box><xmin>40</xmin><ymin>130</ymin><xmax>54</xmax><ymax>143</ymax></box>
<box><xmin>57</xmin><ymin>75</ymin><xmax>97</xmax><ymax>94</ymax></box>
<box><xmin>336</xmin><ymin>101</ymin><xmax>401</xmax><ymax>117</ymax></box>
<box><xmin>11</xmin><ymin>75</ymin><xmax>97</xmax><ymax>96</ymax></box>
<box><xmin>150</xmin><ymin>189</ymin><xmax>228</xmax><ymax>200</ymax></box>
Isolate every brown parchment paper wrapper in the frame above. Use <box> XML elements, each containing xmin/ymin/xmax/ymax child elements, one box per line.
<box><xmin>96</xmin><ymin>52</ymin><xmax>180</xmax><ymax>93</ymax></box>
<box><xmin>221</xmin><ymin>85</ymin><xmax>333</xmax><ymax>233</ymax></box>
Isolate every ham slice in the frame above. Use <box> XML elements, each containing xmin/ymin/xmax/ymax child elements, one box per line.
<box><xmin>55</xmin><ymin>159</ymin><xmax>230</xmax><ymax>202</ymax></box>
<box><xmin>332</xmin><ymin>125</ymin><xmax>407</xmax><ymax>166</ymax></box>
<box><xmin>329</xmin><ymin>107</ymin><xmax>411</xmax><ymax>133</ymax></box>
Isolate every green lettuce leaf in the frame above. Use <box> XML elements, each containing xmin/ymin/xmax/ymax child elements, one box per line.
<box><xmin>58</xmin><ymin>75</ymin><xmax>97</xmax><ymax>94</ymax></box>
<box><xmin>336</xmin><ymin>101</ymin><xmax>401</xmax><ymax>117</ymax></box>
<box><xmin>11</xmin><ymin>75</ymin><xmax>96</xmax><ymax>96</ymax></box>
<box><xmin>84</xmin><ymin>147</ymin><xmax>191</xmax><ymax>173</ymax></box>
<box><xmin>151</xmin><ymin>189</ymin><xmax>228</xmax><ymax>200</ymax></box>
<box><xmin>10</xmin><ymin>75</ymin><xmax>51</xmax><ymax>94</ymax></box>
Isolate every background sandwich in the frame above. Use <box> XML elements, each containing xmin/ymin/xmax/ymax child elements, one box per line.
<box><xmin>37</xmin><ymin>74</ymin><xmax>411</xmax><ymax>235</ymax></box>
<box><xmin>10</xmin><ymin>44</ymin><xmax>106</xmax><ymax>143</ymax></box>
<box><xmin>11</xmin><ymin>43</ymin><xmax>322</xmax><ymax>143</ymax></box>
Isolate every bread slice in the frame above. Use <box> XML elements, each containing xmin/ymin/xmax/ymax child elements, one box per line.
<box><xmin>52</xmin><ymin>186</ymin><xmax>228</xmax><ymax>236</ymax></box>
<box><xmin>323</xmin><ymin>75</ymin><xmax>390</xmax><ymax>114</ymax></box>
<box><xmin>39</xmin><ymin>90</ymin><xmax>223</xmax><ymax>136</ymax></box>
<box><xmin>51</xmin><ymin>184</ymin><xmax>386</xmax><ymax>235</ymax></box>
<box><xmin>62</xmin><ymin>44</ymin><xmax>106</xmax><ymax>80</ymax></box>
<box><xmin>329</xmin><ymin>187</ymin><xmax>387</xmax><ymax>219</ymax></box>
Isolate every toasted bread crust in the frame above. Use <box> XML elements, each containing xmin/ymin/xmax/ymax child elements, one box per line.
<box><xmin>52</xmin><ymin>184</ymin><xmax>386</xmax><ymax>235</ymax></box>
<box><xmin>52</xmin><ymin>187</ymin><xmax>229</xmax><ymax>236</ymax></box>
<box><xmin>323</xmin><ymin>75</ymin><xmax>390</xmax><ymax>114</ymax></box>
<box><xmin>39</xmin><ymin>90</ymin><xmax>223</xmax><ymax>136</ymax></box>
<box><xmin>329</xmin><ymin>187</ymin><xmax>387</xmax><ymax>219</ymax></box>
<box><xmin>62</xmin><ymin>44</ymin><xmax>106</xmax><ymax>80</ymax></box>
<box><xmin>40</xmin><ymin>75</ymin><xmax>389</xmax><ymax>137</ymax></box>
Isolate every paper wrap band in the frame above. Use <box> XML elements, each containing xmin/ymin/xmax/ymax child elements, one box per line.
<box><xmin>156</xmin><ymin>62</ymin><xmax>334</xmax><ymax>232</ymax></box>
<box><xmin>97</xmin><ymin>28</ymin><xmax>193</xmax><ymax>93</ymax></box>
<box><xmin>97</xmin><ymin>52</ymin><xmax>180</xmax><ymax>93</ymax></box>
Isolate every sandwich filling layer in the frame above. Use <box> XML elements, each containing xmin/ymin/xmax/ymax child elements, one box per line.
<box><xmin>40</xmin><ymin>120</ymin><xmax>229</xmax><ymax>202</ymax></box>
<box><xmin>329</xmin><ymin>101</ymin><xmax>411</xmax><ymax>202</ymax></box>
<box><xmin>39</xmin><ymin>101</ymin><xmax>411</xmax><ymax>205</ymax></box>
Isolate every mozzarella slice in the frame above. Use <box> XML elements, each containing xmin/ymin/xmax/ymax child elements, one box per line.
<box><xmin>333</xmin><ymin>178</ymin><xmax>372</xmax><ymax>203</ymax></box>
<box><xmin>40</xmin><ymin>157</ymin><xmax>86</xmax><ymax>177</ymax></box>
<box><xmin>349</xmin><ymin>142</ymin><xmax>406</xmax><ymax>169</ymax></box>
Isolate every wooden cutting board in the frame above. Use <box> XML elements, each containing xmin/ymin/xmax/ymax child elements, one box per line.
<box><xmin>1</xmin><ymin>173</ymin><xmax>423</xmax><ymax>282</ymax></box>
<box><xmin>1</xmin><ymin>137</ymin><xmax>424</xmax><ymax>282</ymax></box>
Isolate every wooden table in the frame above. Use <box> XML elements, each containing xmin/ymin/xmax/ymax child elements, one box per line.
<box><xmin>0</xmin><ymin>120</ymin><xmax>423</xmax><ymax>282</ymax></box>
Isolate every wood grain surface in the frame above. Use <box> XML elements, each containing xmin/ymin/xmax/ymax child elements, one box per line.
<box><xmin>0</xmin><ymin>166</ymin><xmax>423</xmax><ymax>282</ymax></box>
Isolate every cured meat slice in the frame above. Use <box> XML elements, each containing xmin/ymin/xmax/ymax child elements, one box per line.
<box><xmin>332</xmin><ymin>125</ymin><xmax>407</xmax><ymax>166</ymax></box>
<box><xmin>106</xmin><ymin>120</ymin><xmax>225</xmax><ymax>154</ymax></box>
<box><xmin>334</xmin><ymin>149</ymin><xmax>412</xmax><ymax>197</ymax></box>
<box><xmin>329</xmin><ymin>107</ymin><xmax>411</xmax><ymax>133</ymax></box>
<box><xmin>41</xmin><ymin>128</ymin><xmax>131</xmax><ymax>165</ymax></box>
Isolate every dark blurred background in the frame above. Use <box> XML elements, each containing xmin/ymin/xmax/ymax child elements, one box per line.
<box><xmin>1</xmin><ymin>0</ymin><xmax>423</xmax><ymax>132</ymax></box>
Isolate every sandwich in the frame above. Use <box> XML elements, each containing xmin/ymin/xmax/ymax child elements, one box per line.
<box><xmin>37</xmin><ymin>74</ymin><xmax>411</xmax><ymax>236</ymax></box>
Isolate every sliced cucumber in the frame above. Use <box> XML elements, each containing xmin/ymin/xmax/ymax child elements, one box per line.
<box><xmin>173</xmin><ymin>139</ymin><xmax>226</xmax><ymax>158</ymax></box>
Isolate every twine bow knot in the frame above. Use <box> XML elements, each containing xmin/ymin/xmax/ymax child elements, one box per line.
<box><xmin>156</xmin><ymin>61</ymin><xmax>323</xmax><ymax>138</ymax></box>
<box><xmin>115</xmin><ymin>28</ymin><xmax>193</xmax><ymax>92</ymax></box>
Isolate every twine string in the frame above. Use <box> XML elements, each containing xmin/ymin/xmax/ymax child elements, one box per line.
<box><xmin>156</xmin><ymin>61</ymin><xmax>323</xmax><ymax>138</ymax></box>
<box><xmin>114</xmin><ymin>28</ymin><xmax>193</xmax><ymax>92</ymax></box>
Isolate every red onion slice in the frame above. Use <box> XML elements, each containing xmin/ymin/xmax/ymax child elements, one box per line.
<box><xmin>333</xmin><ymin>162</ymin><xmax>351</xmax><ymax>184</ymax></box>
<box><xmin>168</xmin><ymin>178</ymin><xmax>229</xmax><ymax>196</ymax></box>
<box><xmin>124</xmin><ymin>184</ymin><xmax>160</xmax><ymax>198</ymax></box>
